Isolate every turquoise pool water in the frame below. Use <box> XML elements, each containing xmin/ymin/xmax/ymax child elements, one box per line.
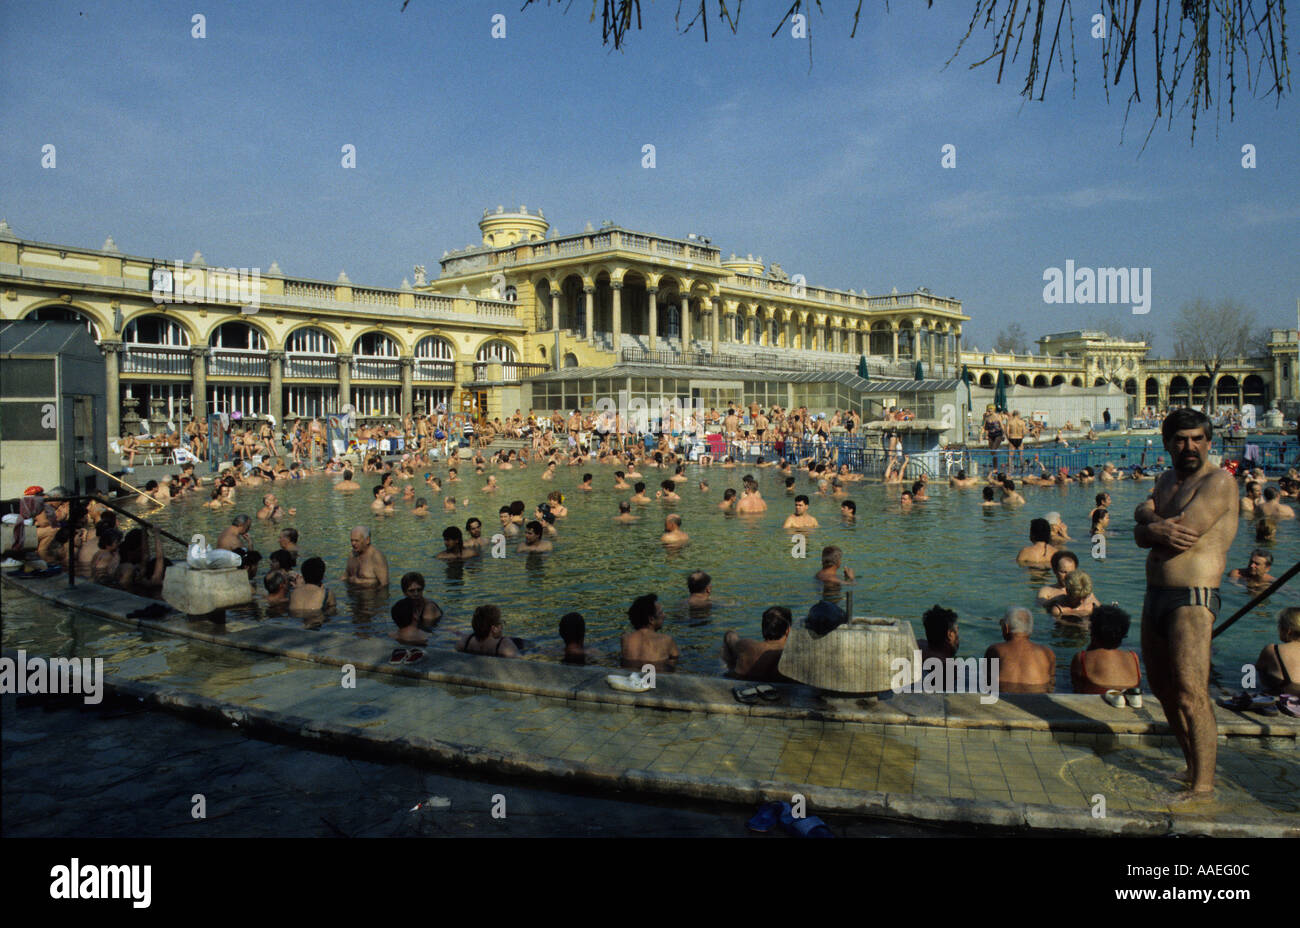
<box><xmin>130</xmin><ymin>461</ymin><xmax>1300</xmax><ymax>687</ymax></box>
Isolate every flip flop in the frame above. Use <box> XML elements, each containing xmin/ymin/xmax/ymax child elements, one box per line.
<box><xmin>1217</xmin><ymin>692</ymin><xmax>1254</xmax><ymax>712</ymax></box>
<box><xmin>733</xmin><ymin>685</ymin><xmax>761</xmax><ymax>705</ymax></box>
<box><xmin>403</xmin><ymin>648</ymin><xmax>425</xmax><ymax>664</ymax></box>
<box><xmin>745</xmin><ymin>801</ymin><xmax>786</xmax><ymax>833</ymax></box>
<box><xmin>389</xmin><ymin>648</ymin><xmax>408</xmax><ymax>664</ymax></box>
<box><xmin>778</xmin><ymin>804</ymin><xmax>835</xmax><ymax>838</ymax></box>
<box><xmin>755</xmin><ymin>684</ymin><xmax>782</xmax><ymax>702</ymax></box>
<box><xmin>1278</xmin><ymin>695</ymin><xmax>1300</xmax><ymax>718</ymax></box>
<box><xmin>1248</xmin><ymin>694</ymin><xmax>1279</xmax><ymax>716</ymax></box>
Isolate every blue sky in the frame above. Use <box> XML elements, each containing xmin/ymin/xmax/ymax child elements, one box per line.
<box><xmin>2</xmin><ymin>0</ymin><xmax>1296</xmax><ymax>353</ymax></box>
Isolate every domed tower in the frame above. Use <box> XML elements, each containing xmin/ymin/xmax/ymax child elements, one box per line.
<box><xmin>479</xmin><ymin>205</ymin><xmax>549</xmax><ymax>248</ymax></box>
<box><xmin>721</xmin><ymin>253</ymin><xmax>765</xmax><ymax>277</ymax></box>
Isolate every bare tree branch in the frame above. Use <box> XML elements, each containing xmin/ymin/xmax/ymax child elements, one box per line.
<box><xmin>511</xmin><ymin>0</ymin><xmax>1289</xmax><ymax>142</ymax></box>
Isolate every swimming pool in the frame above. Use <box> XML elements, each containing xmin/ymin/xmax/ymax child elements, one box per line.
<box><xmin>133</xmin><ymin>460</ymin><xmax>1300</xmax><ymax>689</ymax></box>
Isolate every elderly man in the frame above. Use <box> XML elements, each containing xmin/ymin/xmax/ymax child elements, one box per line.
<box><xmin>216</xmin><ymin>514</ymin><xmax>252</xmax><ymax>551</ymax></box>
<box><xmin>984</xmin><ymin>607</ymin><xmax>1055</xmax><ymax>693</ymax></box>
<box><xmin>1043</xmin><ymin>511</ymin><xmax>1072</xmax><ymax>544</ymax></box>
<box><xmin>344</xmin><ymin>525</ymin><xmax>388</xmax><ymax>587</ymax></box>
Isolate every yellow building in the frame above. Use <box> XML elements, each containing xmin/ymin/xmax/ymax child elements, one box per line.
<box><xmin>2</xmin><ymin>209</ymin><xmax>1293</xmax><ymax>436</ymax></box>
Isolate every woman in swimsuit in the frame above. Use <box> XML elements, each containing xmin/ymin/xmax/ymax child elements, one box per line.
<box><xmin>1070</xmin><ymin>604</ymin><xmax>1141</xmax><ymax>695</ymax></box>
<box><xmin>1254</xmin><ymin>607</ymin><xmax>1300</xmax><ymax>697</ymax></box>
<box><xmin>457</xmin><ymin>604</ymin><xmax>519</xmax><ymax>658</ymax></box>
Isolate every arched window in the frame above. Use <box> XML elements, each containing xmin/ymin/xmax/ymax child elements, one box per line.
<box><xmin>477</xmin><ymin>340</ymin><xmax>518</xmax><ymax>379</ymax></box>
<box><xmin>208</xmin><ymin>322</ymin><xmax>269</xmax><ymax>377</ymax></box>
<box><xmin>124</xmin><ymin>315</ymin><xmax>189</xmax><ymax>346</ymax></box>
<box><xmin>209</xmin><ymin>321</ymin><xmax>266</xmax><ymax>351</ymax></box>
<box><xmin>25</xmin><ymin>305</ymin><xmax>101</xmax><ymax>340</ymax></box>
<box><xmin>414</xmin><ymin>335</ymin><xmax>455</xmax><ymax>381</ymax></box>
<box><xmin>284</xmin><ymin>327</ymin><xmax>337</xmax><ymax>379</ymax></box>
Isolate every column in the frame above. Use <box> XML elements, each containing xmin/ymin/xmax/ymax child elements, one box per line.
<box><xmin>1157</xmin><ymin>377</ymin><xmax>1169</xmax><ymax>410</ymax></box>
<box><xmin>400</xmin><ymin>356</ymin><xmax>414</xmax><ymax>417</ymax></box>
<box><xmin>891</xmin><ymin>325</ymin><xmax>899</xmax><ymax>363</ymax></box>
<box><xmin>913</xmin><ymin>319</ymin><xmax>923</xmax><ymax>361</ymax></box>
<box><xmin>337</xmin><ymin>353</ymin><xmax>353</xmax><ymax>411</ymax></box>
<box><xmin>102</xmin><ymin>340</ymin><xmax>122</xmax><ymax>440</ymax></box>
<box><xmin>584</xmin><ymin>286</ymin><xmax>594</xmax><ymax>343</ymax></box>
<box><xmin>680</xmin><ymin>296</ymin><xmax>690</xmax><ymax>354</ymax></box>
<box><xmin>269</xmin><ymin>350</ymin><xmax>285</xmax><ymax>425</ymax></box>
<box><xmin>709</xmin><ymin>298</ymin><xmax>719</xmax><ymax>353</ymax></box>
<box><xmin>832</xmin><ymin>327</ymin><xmax>841</xmax><ymax>353</ymax></box>
<box><xmin>550</xmin><ymin>288</ymin><xmax>563</xmax><ymax>331</ymax></box>
<box><xmin>954</xmin><ymin>331</ymin><xmax>962</xmax><ymax>370</ymax></box>
<box><xmin>928</xmin><ymin>331</ymin><xmax>937</xmax><ymax>372</ymax></box>
<box><xmin>785</xmin><ymin>318</ymin><xmax>793</xmax><ymax>349</ymax></box>
<box><xmin>647</xmin><ymin>287</ymin><xmax>658</xmax><ymax>347</ymax></box>
<box><xmin>941</xmin><ymin>335</ymin><xmax>950</xmax><ymax>374</ymax></box>
<box><xmin>189</xmin><ymin>346</ymin><xmax>208</xmax><ymax>421</ymax></box>
<box><xmin>611</xmin><ymin>282</ymin><xmax>623</xmax><ymax>352</ymax></box>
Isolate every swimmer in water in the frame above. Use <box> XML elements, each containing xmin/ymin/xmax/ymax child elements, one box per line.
<box><xmin>613</xmin><ymin>500</ymin><xmax>638</xmax><ymax>523</ymax></box>
<box><xmin>815</xmin><ymin>545</ymin><xmax>854</xmax><ymax>584</ymax></box>
<box><xmin>782</xmin><ymin>495</ymin><xmax>818</xmax><ymax>532</ymax></box>
<box><xmin>661</xmin><ymin>514</ymin><xmax>689</xmax><ymax>546</ymax></box>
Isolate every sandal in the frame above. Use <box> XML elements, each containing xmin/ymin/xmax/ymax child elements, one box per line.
<box><xmin>403</xmin><ymin>648</ymin><xmax>425</xmax><ymax>664</ymax></box>
<box><xmin>1278</xmin><ymin>695</ymin><xmax>1300</xmax><ymax>718</ymax></box>
<box><xmin>733</xmin><ymin>685</ymin><xmax>761</xmax><ymax>705</ymax></box>
<box><xmin>389</xmin><ymin>648</ymin><xmax>408</xmax><ymax>664</ymax></box>
<box><xmin>755</xmin><ymin>684</ymin><xmax>782</xmax><ymax>702</ymax></box>
<box><xmin>1248</xmin><ymin>694</ymin><xmax>1279</xmax><ymax>716</ymax></box>
<box><xmin>1217</xmin><ymin>692</ymin><xmax>1254</xmax><ymax>712</ymax></box>
<box><xmin>1124</xmin><ymin>687</ymin><xmax>1143</xmax><ymax>709</ymax></box>
<box><xmin>746</xmin><ymin>801</ymin><xmax>787</xmax><ymax>833</ymax></box>
<box><xmin>1102</xmin><ymin>689</ymin><xmax>1126</xmax><ymax>708</ymax></box>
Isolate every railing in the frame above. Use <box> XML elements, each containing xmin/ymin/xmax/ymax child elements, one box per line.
<box><xmin>283</xmin><ymin>280</ymin><xmax>336</xmax><ymax>302</ymax></box>
<box><xmin>413</xmin><ymin>359</ymin><xmax>455</xmax><ymax>381</ymax></box>
<box><xmin>209</xmin><ymin>349</ymin><xmax>269</xmax><ymax>378</ymax></box>
<box><xmin>350</xmin><ymin>357</ymin><xmax>401</xmax><ymax>380</ymax></box>
<box><xmin>415</xmin><ymin>293</ymin><xmax>455</xmax><ymax>312</ymax></box>
<box><xmin>284</xmin><ymin>355</ymin><xmax>337</xmax><ymax>379</ymax></box>
<box><xmin>618</xmin><ymin>347</ymin><xmax>932</xmax><ymax>378</ymax></box>
<box><xmin>121</xmin><ymin>345</ymin><xmax>190</xmax><ymax>375</ymax></box>
<box><xmin>354</xmin><ymin>288</ymin><xmax>399</xmax><ymax>308</ymax></box>
<box><xmin>471</xmin><ymin>361</ymin><xmax>551</xmax><ymax>382</ymax></box>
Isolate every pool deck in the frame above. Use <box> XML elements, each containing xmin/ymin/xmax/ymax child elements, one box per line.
<box><xmin>4</xmin><ymin>572</ymin><xmax>1298</xmax><ymax>837</ymax></box>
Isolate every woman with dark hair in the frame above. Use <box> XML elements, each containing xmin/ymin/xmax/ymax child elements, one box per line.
<box><xmin>435</xmin><ymin>526</ymin><xmax>478</xmax><ymax>561</ymax></box>
<box><xmin>1070</xmin><ymin>604</ymin><xmax>1141</xmax><ymax>699</ymax></box>
<box><xmin>457</xmin><ymin>604</ymin><xmax>518</xmax><ymax>657</ymax></box>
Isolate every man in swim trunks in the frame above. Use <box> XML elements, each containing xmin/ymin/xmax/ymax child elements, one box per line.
<box><xmin>782</xmin><ymin>495</ymin><xmax>818</xmax><ymax>532</ymax></box>
<box><xmin>983</xmin><ymin>406</ymin><xmax>1005</xmax><ymax>470</ymax></box>
<box><xmin>1134</xmin><ymin>408</ymin><xmax>1237</xmax><ymax>799</ymax></box>
<box><xmin>1005</xmin><ymin>411</ymin><xmax>1027</xmax><ymax>470</ymax></box>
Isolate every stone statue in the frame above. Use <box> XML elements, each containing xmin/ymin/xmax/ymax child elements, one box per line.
<box><xmin>768</xmin><ymin>263</ymin><xmax>789</xmax><ymax>282</ymax></box>
<box><xmin>413</xmin><ymin>265</ymin><xmax>427</xmax><ymax>286</ymax></box>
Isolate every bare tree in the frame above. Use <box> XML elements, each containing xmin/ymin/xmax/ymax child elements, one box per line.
<box><xmin>513</xmin><ymin>1</ymin><xmax>1290</xmax><ymax>143</ymax></box>
<box><xmin>1172</xmin><ymin>298</ymin><xmax>1261</xmax><ymax>410</ymax></box>
<box><xmin>994</xmin><ymin>322</ymin><xmax>1029</xmax><ymax>353</ymax></box>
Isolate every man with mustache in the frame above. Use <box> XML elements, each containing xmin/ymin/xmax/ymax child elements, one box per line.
<box><xmin>1133</xmin><ymin>408</ymin><xmax>1237</xmax><ymax>802</ymax></box>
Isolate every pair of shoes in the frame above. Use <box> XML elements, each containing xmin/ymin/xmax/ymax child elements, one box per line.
<box><xmin>1124</xmin><ymin>687</ymin><xmax>1143</xmax><ymax>709</ymax></box>
<box><xmin>389</xmin><ymin>648</ymin><xmax>424</xmax><ymax>664</ymax></box>
<box><xmin>1278</xmin><ymin>695</ymin><xmax>1300</xmax><ymax>718</ymax></box>
<box><xmin>733</xmin><ymin>683</ymin><xmax>781</xmax><ymax>705</ymax></box>
<box><xmin>1103</xmin><ymin>689</ymin><xmax>1126</xmax><ymax>708</ymax></box>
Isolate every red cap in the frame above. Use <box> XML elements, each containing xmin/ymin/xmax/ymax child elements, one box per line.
<box><xmin>24</xmin><ymin>486</ymin><xmax>44</xmax><ymax>496</ymax></box>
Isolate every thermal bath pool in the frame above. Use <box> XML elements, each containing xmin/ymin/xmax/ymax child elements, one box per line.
<box><xmin>131</xmin><ymin>462</ymin><xmax>1299</xmax><ymax>684</ymax></box>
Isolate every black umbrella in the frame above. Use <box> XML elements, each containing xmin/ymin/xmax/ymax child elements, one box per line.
<box><xmin>857</xmin><ymin>354</ymin><xmax>870</xmax><ymax>380</ymax></box>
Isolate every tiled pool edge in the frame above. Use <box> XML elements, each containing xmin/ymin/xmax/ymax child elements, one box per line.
<box><xmin>6</xmin><ymin>573</ymin><xmax>1297</xmax><ymax>744</ymax></box>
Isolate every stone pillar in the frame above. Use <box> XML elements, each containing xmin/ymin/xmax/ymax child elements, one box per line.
<box><xmin>611</xmin><ymin>282</ymin><xmax>622</xmax><ymax>351</ymax></box>
<box><xmin>647</xmin><ymin>287</ymin><xmax>658</xmax><ymax>347</ymax></box>
<box><xmin>928</xmin><ymin>332</ymin><xmax>936</xmax><ymax>372</ymax></box>
<box><xmin>550</xmin><ymin>288</ymin><xmax>563</xmax><ymax>331</ymax></box>
<box><xmin>584</xmin><ymin>286</ymin><xmax>594</xmax><ymax>343</ymax></box>
<box><xmin>189</xmin><ymin>346</ymin><xmax>208</xmax><ymax>421</ymax></box>
<box><xmin>680</xmin><ymin>296</ymin><xmax>690</xmax><ymax>354</ymax></box>
<box><xmin>269</xmin><ymin>350</ymin><xmax>284</xmax><ymax>425</ymax></box>
<box><xmin>709</xmin><ymin>298</ymin><xmax>719</xmax><ymax>353</ymax></box>
<box><xmin>400</xmin><ymin>356</ymin><xmax>414</xmax><ymax>417</ymax></box>
<box><xmin>832</xmin><ymin>327</ymin><xmax>841</xmax><ymax>353</ymax></box>
<box><xmin>337</xmin><ymin>353</ymin><xmax>353</xmax><ymax>411</ymax></box>
<box><xmin>954</xmin><ymin>331</ymin><xmax>962</xmax><ymax>370</ymax></box>
<box><xmin>1157</xmin><ymin>377</ymin><xmax>1169</xmax><ymax>410</ymax></box>
<box><xmin>913</xmin><ymin>319</ymin><xmax>924</xmax><ymax>361</ymax></box>
<box><xmin>891</xmin><ymin>326</ymin><xmax>899</xmax><ymax>363</ymax></box>
<box><xmin>102</xmin><ymin>340</ymin><xmax>122</xmax><ymax>440</ymax></box>
<box><xmin>785</xmin><ymin>318</ymin><xmax>793</xmax><ymax>349</ymax></box>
